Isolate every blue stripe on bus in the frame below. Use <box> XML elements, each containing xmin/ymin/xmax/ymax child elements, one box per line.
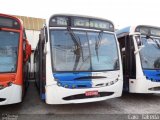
<box><xmin>41</xmin><ymin>93</ymin><xmax>46</xmax><ymax>100</ymax></box>
<box><xmin>143</xmin><ymin>70</ymin><xmax>160</xmax><ymax>82</ymax></box>
<box><xmin>53</xmin><ymin>72</ymin><xmax>92</xmax><ymax>88</ymax></box>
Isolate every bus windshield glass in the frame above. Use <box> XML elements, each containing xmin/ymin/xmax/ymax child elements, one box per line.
<box><xmin>50</xmin><ymin>29</ymin><xmax>119</xmax><ymax>72</ymax></box>
<box><xmin>0</xmin><ymin>31</ymin><xmax>19</xmax><ymax>72</ymax></box>
<box><xmin>137</xmin><ymin>37</ymin><xmax>160</xmax><ymax>69</ymax></box>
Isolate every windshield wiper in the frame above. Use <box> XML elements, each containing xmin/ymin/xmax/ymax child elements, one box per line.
<box><xmin>113</xmin><ymin>59</ymin><xmax>119</xmax><ymax>69</ymax></box>
<box><xmin>67</xmin><ymin>27</ymin><xmax>84</xmax><ymax>70</ymax></box>
<box><xmin>146</xmin><ymin>35</ymin><xmax>160</xmax><ymax>49</ymax></box>
<box><xmin>78</xmin><ymin>55</ymin><xmax>90</xmax><ymax>70</ymax></box>
<box><xmin>95</xmin><ymin>30</ymin><xmax>103</xmax><ymax>61</ymax></box>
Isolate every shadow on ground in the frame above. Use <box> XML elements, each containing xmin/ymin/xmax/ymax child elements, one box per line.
<box><xmin>1</xmin><ymin>82</ymin><xmax>160</xmax><ymax>114</ymax></box>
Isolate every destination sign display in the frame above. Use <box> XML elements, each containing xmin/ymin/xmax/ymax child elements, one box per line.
<box><xmin>150</xmin><ymin>29</ymin><xmax>160</xmax><ymax>36</ymax></box>
<box><xmin>135</xmin><ymin>26</ymin><xmax>160</xmax><ymax>37</ymax></box>
<box><xmin>0</xmin><ymin>17</ymin><xmax>20</xmax><ymax>29</ymax></box>
<box><xmin>49</xmin><ymin>15</ymin><xmax>114</xmax><ymax>31</ymax></box>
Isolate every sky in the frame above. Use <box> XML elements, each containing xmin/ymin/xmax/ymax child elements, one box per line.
<box><xmin>1</xmin><ymin>0</ymin><xmax>160</xmax><ymax>29</ymax></box>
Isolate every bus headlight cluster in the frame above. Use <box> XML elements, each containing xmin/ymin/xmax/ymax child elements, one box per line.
<box><xmin>0</xmin><ymin>82</ymin><xmax>13</xmax><ymax>90</ymax></box>
<box><xmin>57</xmin><ymin>82</ymin><xmax>77</xmax><ymax>89</ymax></box>
<box><xmin>106</xmin><ymin>78</ymin><xmax>119</xmax><ymax>86</ymax></box>
<box><xmin>7</xmin><ymin>82</ymin><xmax>13</xmax><ymax>86</ymax></box>
<box><xmin>0</xmin><ymin>85</ymin><xmax>4</xmax><ymax>90</ymax></box>
<box><xmin>57</xmin><ymin>82</ymin><xmax>70</xmax><ymax>88</ymax></box>
<box><xmin>64</xmin><ymin>85</ymin><xmax>69</xmax><ymax>88</ymax></box>
<box><xmin>57</xmin><ymin>82</ymin><xmax>61</xmax><ymax>86</ymax></box>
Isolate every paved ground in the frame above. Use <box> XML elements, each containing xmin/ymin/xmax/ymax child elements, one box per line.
<box><xmin>1</xmin><ymin>82</ymin><xmax>160</xmax><ymax>120</ymax></box>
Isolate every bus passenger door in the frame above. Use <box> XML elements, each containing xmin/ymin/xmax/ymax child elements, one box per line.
<box><xmin>128</xmin><ymin>36</ymin><xmax>136</xmax><ymax>79</ymax></box>
<box><xmin>36</xmin><ymin>28</ymin><xmax>46</xmax><ymax>101</ymax></box>
<box><xmin>118</xmin><ymin>36</ymin><xmax>130</xmax><ymax>91</ymax></box>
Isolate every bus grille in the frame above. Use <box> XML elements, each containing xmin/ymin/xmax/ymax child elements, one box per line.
<box><xmin>63</xmin><ymin>92</ymin><xmax>114</xmax><ymax>100</ymax></box>
<box><xmin>0</xmin><ymin>98</ymin><xmax>6</xmax><ymax>102</ymax></box>
<box><xmin>148</xmin><ymin>87</ymin><xmax>160</xmax><ymax>91</ymax></box>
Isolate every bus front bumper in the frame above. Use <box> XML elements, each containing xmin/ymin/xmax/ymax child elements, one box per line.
<box><xmin>129</xmin><ymin>77</ymin><xmax>160</xmax><ymax>93</ymax></box>
<box><xmin>0</xmin><ymin>84</ymin><xmax>22</xmax><ymax>105</ymax></box>
<box><xmin>45</xmin><ymin>80</ymin><xmax>123</xmax><ymax>104</ymax></box>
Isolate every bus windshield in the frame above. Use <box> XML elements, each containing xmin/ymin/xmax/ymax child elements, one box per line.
<box><xmin>138</xmin><ymin>37</ymin><xmax>160</xmax><ymax>69</ymax></box>
<box><xmin>50</xmin><ymin>29</ymin><xmax>119</xmax><ymax>72</ymax></box>
<box><xmin>0</xmin><ymin>31</ymin><xmax>19</xmax><ymax>73</ymax></box>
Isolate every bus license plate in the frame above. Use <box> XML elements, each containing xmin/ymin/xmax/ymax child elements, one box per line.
<box><xmin>85</xmin><ymin>91</ymin><xmax>98</xmax><ymax>96</ymax></box>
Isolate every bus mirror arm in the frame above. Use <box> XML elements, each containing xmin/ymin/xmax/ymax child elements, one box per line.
<box><xmin>134</xmin><ymin>45</ymin><xmax>144</xmax><ymax>55</ymax></box>
<box><xmin>134</xmin><ymin>49</ymin><xmax>140</xmax><ymax>54</ymax></box>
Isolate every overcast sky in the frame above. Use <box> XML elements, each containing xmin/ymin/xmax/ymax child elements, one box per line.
<box><xmin>1</xmin><ymin>0</ymin><xmax>160</xmax><ymax>29</ymax></box>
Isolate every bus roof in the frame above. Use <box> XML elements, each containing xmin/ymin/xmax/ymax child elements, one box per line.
<box><xmin>47</xmin><ymin>14</ymin><xmax>115</xmax><ymax>31</ymax></box>
<box><xmin>116</xmin><ymin>25</ymin><xmax>160</xmax><ymax>38</ymax></box>
<box><xmin>49</xmin><ymin>14</ymin><xmax>114</xmax><ymax>23</ymax></box>
<box><xmin>0</xmin><ymin>13</ymin><xmax>23</xmax><ymax>30</ymax></box>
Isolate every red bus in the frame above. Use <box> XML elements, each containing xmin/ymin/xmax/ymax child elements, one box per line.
<box><xmin>0</xmin><ymin>13</ymin><xmax>31</xmax><ymax>105</ymax></box>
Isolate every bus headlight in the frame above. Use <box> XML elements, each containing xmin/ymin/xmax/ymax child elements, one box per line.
<box><xmin>106</xmin><ymin>78</ymin><xmax>119</xmax><ymax>86</ymax></box>
<box><xmin>0</xmin><ymin>85</ymin><xmax>4</xmax><ymax>90</ymax></box>
<box><xmin>110</xmin><ymin>81</ymin><xmax>114</xmax><ymax>85</ymax></box>
<box><xmin>57</xmin><ymin>82</ymin><xmax>61</xmax><ymax>86</ymax></box>
<box><xmin>64</xmin><ymin>85</ymin><xmax>69</xmax><ymax>88</ymax></box>
<box><xmin>72</xmin><ymin>85</ymin><xmax>76</xmax><ymax>88</ymax></box>
<box><xmin>106</xmin><ymin>83</ymin><xmax>109</xmax><ymax>86</ymax></box>
<box><xmin>115</xmin><ymin>78</ymin><xmax>118</xmax><ymax>82</ymax></box>
<box><xmin>7</xmin><ymin>82</ymin><xmax>13</xmax><ymax>86</ymax></box>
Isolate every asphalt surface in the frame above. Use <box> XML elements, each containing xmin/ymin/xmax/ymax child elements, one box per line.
<box><xmin>1</xmin><ymin>81</ymin><xmax>160</xmax><ymax>120</ymax></box>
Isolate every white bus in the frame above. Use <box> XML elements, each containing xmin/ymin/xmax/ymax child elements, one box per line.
<box><xmin>34</xmin><ymin>14</ymin><xmax>123</xmax><ymax>104</ymax></box>
<box><xmin>116</xmin><ymin>25</ymin><xmax>160</xmax><ymax>93</ymax></box>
